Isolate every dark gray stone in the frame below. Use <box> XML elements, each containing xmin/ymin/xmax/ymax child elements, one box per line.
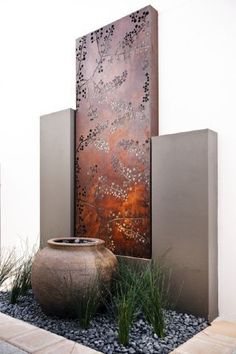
<box><xmin>0</xmin><ymin>290</ymin><xmax>208</xmax><ymax>354</ymax></box>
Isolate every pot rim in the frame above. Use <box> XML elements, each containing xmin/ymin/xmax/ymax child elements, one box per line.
<box><xmin>47</xmin><ymin>237</ymin><xmax>105</xmax><ymax>247</ymax></box>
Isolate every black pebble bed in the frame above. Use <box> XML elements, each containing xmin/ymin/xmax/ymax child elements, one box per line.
<box><xmin>0</xmin><ymin>291</ymin><xmax>208</xmax><ymax>354</ymax></box>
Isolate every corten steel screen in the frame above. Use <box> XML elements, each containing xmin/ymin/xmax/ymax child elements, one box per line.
<box><xmin>75</xmin><ymin>6</ymin><xmax>158</xmax><ymax>258</ymax></box>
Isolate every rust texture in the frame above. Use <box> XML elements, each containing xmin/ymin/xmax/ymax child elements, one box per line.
<box><xmin>75</xmin><ymin>6</ymin><xmax>158</xmax><ymax>258</ymax></box>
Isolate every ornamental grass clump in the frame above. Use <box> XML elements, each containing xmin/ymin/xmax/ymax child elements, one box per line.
<box><xmin>116</xmin><ymin>283</ymin><xmax>137</xmax><ymax>346</ymax></box>
<box><xmin>71</xmin><ymin>282</ymin><xmax>101</xmax><ymax>329</ymax></box>
<box><xmin>109</xmin><ymin>260</ymin><xmax>141</xmax><ymax>346</ymax></box>
<box><xmin>139</xmin><ymin>261</ymin><xmax>170</xmax><ymax>338</ymax></box>
<box><xmin>57</xmin><ymin>271</ymin><xmax>102</xmax><ymax>329</ymax></box>
<box><xmin>10</xmin><ymin>253</ymin><xmax>34</xmax><ymax>304</ymax></box>
<box><xmin>0</xmin><ymin>249</ymin><xmax>16</xmax><ymax>287</ymax></box>
<box><xmin>108</xmin><ymin>259</ymin><xmax>171</xmax><ymax>344</ymax></box>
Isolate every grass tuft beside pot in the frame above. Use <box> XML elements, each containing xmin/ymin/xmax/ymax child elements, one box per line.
<box><xmin>139</xmin><ymin>262</ymin><xmax>170</xmax><ymax>338</ymax></box>
<box><xmin>10</xmin><ymin>247</ymin><xmax>36</xmax><ymax>304</ymax></box>
<box><xmin>106</xmin><ymin>259</ymin><xmax>171</xmax><ymax>345</ymax></box>
<box><xmin>0</xmin><ymin>249</ymin><xmax>16</xmax><ymax>287</ymax></box>
<box><xmin>104</xmin><ymin>260</ymin><xmax>139</xmax><ymax>346</ymax></box>
<box><xmin>68</xmin><ymin>276</ymin><xmax>101</xmax><ymax>329</ymax></box>
<box><xmin>42</xmin><ymin>269</ymin><xmax>102</xmax><ymax>329</ymax></box>
<box><xmin>115</xmin><ymin>284</ymin><xmax>137</xmax><ymax>346</ymax></box>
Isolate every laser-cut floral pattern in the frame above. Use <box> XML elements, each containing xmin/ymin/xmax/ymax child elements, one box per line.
<box><xmin>75</xmin><ymin>6</ymin><xmax>158</xmax><ymax>258</ymax></box>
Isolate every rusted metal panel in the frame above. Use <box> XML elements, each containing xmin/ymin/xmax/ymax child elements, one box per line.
<box><xmin>75</xmin><ymin>6</ymin><xmax>158</xmax><ymax>258</ymax></box>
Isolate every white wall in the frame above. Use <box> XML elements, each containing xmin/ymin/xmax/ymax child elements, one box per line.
<box><xmin>0</xmin><ymin>0</ymin><xmax>235</xmax><ymax>320</ymax></box>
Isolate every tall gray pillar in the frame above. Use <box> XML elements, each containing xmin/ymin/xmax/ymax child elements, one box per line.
<box><xmin>152</xmin><ymin>129</ymin><xmax>218</xmax><ymax>321</ymax></box>
<box><xmin>40</xmin><ymin>109</ymin><xmax>75</xmax><ymax>248</ymax></box>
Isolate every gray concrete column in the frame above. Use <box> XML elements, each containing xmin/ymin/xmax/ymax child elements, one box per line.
<box><xmin>152</xmin><ymin>129</ymin><xmax>218</xmax><ymax>321</ymax></box>
<box><xmin>40</xmin><ymin>109</ymin><xmax>75</xmax><ymax>248</ymax></box>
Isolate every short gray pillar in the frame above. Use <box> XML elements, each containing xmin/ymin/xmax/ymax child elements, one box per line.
<box><xmin>40</xmin><ymin>109</ymin><xmax>75</xmax><ymax>248</ymax></box>
<box><xmin>152</xmin><ymin>129</ymin><xmax>218</xmax><ymax>321</ymax></box>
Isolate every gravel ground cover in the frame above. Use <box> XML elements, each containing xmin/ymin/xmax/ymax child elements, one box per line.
<box><xmin>0</xmin><ymin>290</ymin><xmax>208</xmax><ymax>354</ymax></box>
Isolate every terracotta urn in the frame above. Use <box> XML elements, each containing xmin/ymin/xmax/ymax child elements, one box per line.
<box><xmin>31</xmin><ymin>237</ymin><xmax>117</xmax><ymax>317</ymax></box>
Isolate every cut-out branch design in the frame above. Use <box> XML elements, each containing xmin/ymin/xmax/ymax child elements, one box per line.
<box><xmin>75</xmin><ymin>6</ymin><xmax>157</xmax><ymax>258</ymax></box>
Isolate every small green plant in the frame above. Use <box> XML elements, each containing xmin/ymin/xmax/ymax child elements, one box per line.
<box><xmin>10</xmin><ymin>254</ymin><xmax>34</xmax><ymax>304</ymax></box>
<box><xmin>108</xmin><ymin>260</ymin><xmax>141</xmax><ymax>346</ymax></box>
<box><xmin>0</xmin><ymin>249</ymin><xmax>16</xmax><ymax>287</ymax></box>
<box><xmin>116</xmin><ymin>284</ymin><xmax>137</xmax><ymax>346</ymax></box>
<box><xmin>139</xmin><ymin>261</ymin><xmax>170</xmax><ymax>338</ymax></box>
<box><xmin>107</xmin><ymin>259</ymin><xmax>171</xmax><ymax>344</ymax></box>
<box><xmin>59</xmin><ymin>271</ymin><xmax>101</xmax><ymax>329</ymax></box>
<box><xmin>75</xmin><ymin>287</ymin><xmax>100</xmax><ymax>329</ymax></box>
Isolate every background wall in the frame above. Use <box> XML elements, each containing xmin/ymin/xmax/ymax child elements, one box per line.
<box><xmin>0</xmin><ymin>0</ymin><xmax>235</xmax><ymax>320</ymax></box>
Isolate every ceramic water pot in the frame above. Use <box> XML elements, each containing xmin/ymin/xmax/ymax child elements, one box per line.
<box><xmin>31</xmin><ymin>237</ymin><xmax>117</xmax><ymax>317</ymax></box>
